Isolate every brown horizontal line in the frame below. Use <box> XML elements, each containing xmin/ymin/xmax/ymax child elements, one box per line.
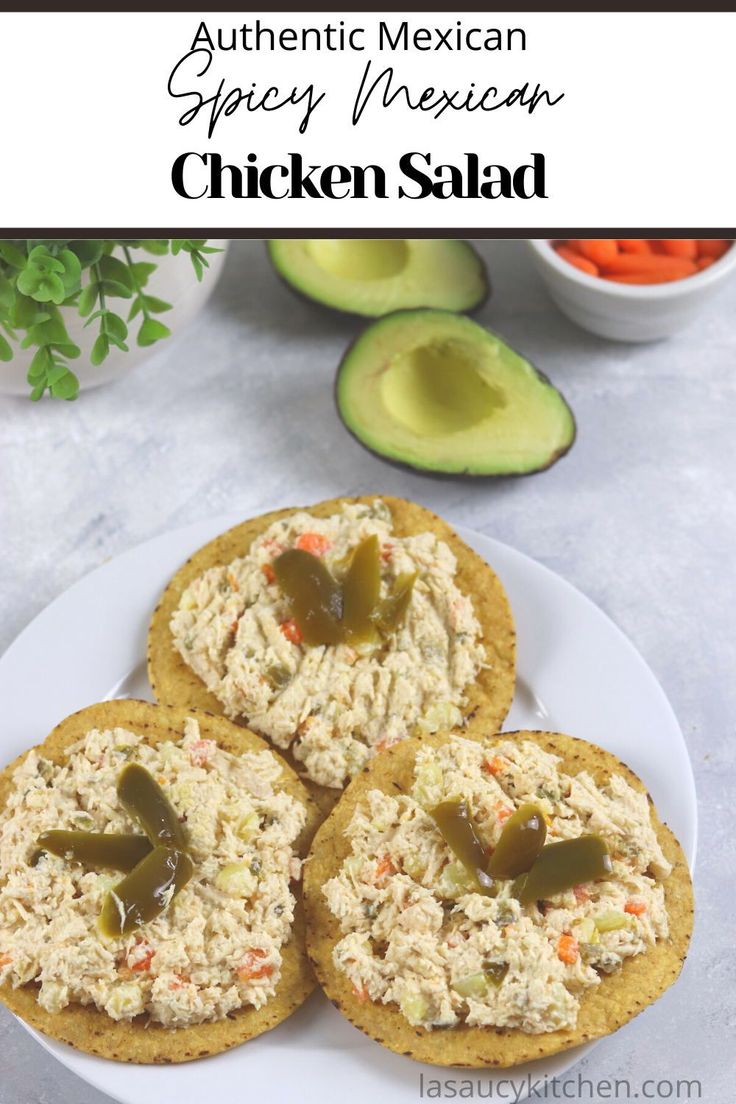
<box><xmin>2</xmin><ymin>229</ymin><xmax>734</xmax><ymax>239</ymax></box>
<box><xmin>21</xmin><ymin>5</ymin><xmax>731</xmax><ymax>11</ymax></box>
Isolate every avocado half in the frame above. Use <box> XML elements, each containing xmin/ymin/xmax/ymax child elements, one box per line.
<box><xmin>335</xmin><ymin>310</ymin><xmax>576</xmax><ymax>477</ymax></box>
<box><xmin>267</xmin><ymin>239</ymin><xmax>488</xmax><ymax>317</ymax></box>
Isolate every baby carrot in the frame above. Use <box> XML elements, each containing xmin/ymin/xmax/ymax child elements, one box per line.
<box><xmin>569</xmin><ymin>239</ymin><xmax>619</xmax><ymax>266</ymax></box>
<box><xmin>697</xmin><ymin>239</ymin><xmax>730</xmax><ymax>260</ymax></box>
<box><xmin>697</xmin><ymin>257</ymin><xmax>714</xmax><ymax>271</ymax></box>
<box><xmin>598</xmin><ymin>254</ymin><xmax>697</xmax><ymax>279</ymax></box>
<box><xmin>555</xmin><ymin>245</ymin><xmax>598</xmax><ymax>276</ymax></box>
<box><xmin>617</xmin><ymin>239</ymin><xmax>651</xmax><ymax>254</ymax></box>
<box><xmin>606</xmin><ymin>273</ymin><xmax>694</xmax><ymax>285</ymax></box>
<box><xmin>660</xmin><ymin>240</ymin><xmax>697</xmax><ymax>260</ymax></box>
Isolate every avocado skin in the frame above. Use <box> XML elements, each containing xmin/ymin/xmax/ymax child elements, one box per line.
<box><xmin>266</xmin><ymin>240</ymin><xmax>491</xmax><ymax>319</ymax></box>
<box><xmin>333</xmin><ymin>309</ymin><xmax>576</xmax><ymax>480</ymax></box>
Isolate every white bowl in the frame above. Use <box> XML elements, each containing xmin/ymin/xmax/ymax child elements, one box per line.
<box><xmin>527</xmin><ymin>238</ymin><xmax>736</xmax><ymax>342</ymax></box>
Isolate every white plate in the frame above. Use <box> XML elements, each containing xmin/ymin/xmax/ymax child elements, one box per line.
<box><xmin>0</xmin><ymin>516</ymin><xmax>697</xmax><ymax>1104</ymax></box>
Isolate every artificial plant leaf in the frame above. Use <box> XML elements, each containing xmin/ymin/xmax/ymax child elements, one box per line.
<box><xmin>78</xmin><ymin>280</ymin><xmax>100</xmax><ymax>317</ymax></box>
<box><xmin>105</xmin><ymin>312</ymin><xmax>128</xmax><ymax>342</ymax></box>
<box><xmin>90</xmin><ymin>332</ymin><xmax>110</xmax><ymax>366</ymax></box>
<box><xmin>27</xmin><ymin>348</ymin><xmax>48</xmax><ymax>380</ymax></box>
<box><xmin>0</xmin><ymin>240</ymin><xmax>26</xmax><ymax>268</ymax></box>
<box><xmin>50</xmin><ymin>370</ymin><xmax>80</xmax><ymax>400</ymax></box>
<box><xmin>137</xmin><ymin>317</ymin><xmax>171</xmax><ymax>346</ymax></box>
<box><xmin>69</xmin><ymin>240</ymin><xmax>104</xmax><ymax>267</ymax></box>
<box><xmin>141</xmin><ymin>295</ymin><xmax>172</xmax><ymax>314</ymax></box>
<box><xmin>100</xmin><ymin>253</ymin><xmax>134</xmax><ymax>288</ymax></box>
<box><xmin>59</xmin><ymin>249</ymin><xmax>83</xmax><ymax>294</ymax></box>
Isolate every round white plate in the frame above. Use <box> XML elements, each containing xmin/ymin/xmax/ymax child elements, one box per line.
<box><xmin>0</xmin><ymin>515</ymin><xmax>697</xmax><ymax>1104</ymax></box>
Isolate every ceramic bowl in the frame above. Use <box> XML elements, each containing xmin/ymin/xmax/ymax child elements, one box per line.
<box><xmin>528</xmin><ymin>239</ymin><xmax>736</xmax><ymax>342</ymax></box>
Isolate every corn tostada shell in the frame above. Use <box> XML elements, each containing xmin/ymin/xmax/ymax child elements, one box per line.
<box><xmin>0</xmin><ymin>699</ymin><xmax>320</xmax><ymax>1064</ymax></box>
<box><xmin>147</xmin><ymin>495</ymin><xmax>516</xmax><ymax>815</ymax></box>
<box><xmin>303</xmin><ymin>729</ymin><xmax>694</xmax><ymax>1068</ymax></box>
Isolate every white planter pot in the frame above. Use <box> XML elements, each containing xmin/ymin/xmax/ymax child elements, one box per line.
<box><xmin>0</xmin><ymin>241</ymin><xmax>228</xmax><ymax>396</ymax></box>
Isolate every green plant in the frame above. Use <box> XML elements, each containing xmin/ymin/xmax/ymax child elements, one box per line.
<box><xmin>0</xmin><ymin>239</ymin><xmax>220</xmax><ymax>400</ymax></box>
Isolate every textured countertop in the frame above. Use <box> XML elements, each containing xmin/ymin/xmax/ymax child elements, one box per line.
<box><xmin>1</xmin><ymin>239</ymin><xmax>734</xmax><ymax>1103</ymax></box>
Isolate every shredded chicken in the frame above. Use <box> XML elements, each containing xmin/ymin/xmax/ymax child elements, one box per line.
<box><xmin>0</xmin><ymin>719</ymin><xmax>306</xmax><ymax>1028</ymax></box>
<box><xmin>323</xmin><ymin>736</ymin><xmax>671</xmax><ymax>1033</ymax></box>
<box><xmin>171</xmin><ymin>500</ymin><xmax>485</xmax><ymax>788</ymax></box>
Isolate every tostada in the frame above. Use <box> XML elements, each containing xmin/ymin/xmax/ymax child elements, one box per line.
<box><xmin>148</xmin><ymin>496</ymin><xmax>515</xmax><ymax>810</ymax></box>
<box><xmin>0</xmin><ymin>700</ymin><xmax>319</xmax><ymax>1063</ymax></box>
<box><xmin>303</xmin><ymin>729</ymin><xmax>693</xmax><ymax>1067</ymax></box>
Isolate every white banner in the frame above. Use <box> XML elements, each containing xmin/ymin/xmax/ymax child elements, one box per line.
<box><xmin>1</xmin><ymin>11</ymin><xmax>734</xmax><ymax>229</ymax></box>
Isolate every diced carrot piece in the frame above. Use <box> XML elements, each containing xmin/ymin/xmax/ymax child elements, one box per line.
<box><xmin>624</xmin><ymin>899</ymin><xmax>647</xmax><ymax>916</ymax></box>
<box><xmin>374</xmin><ymin>855</ymin><xmax>397</xmax><ymax>882</ymax></box>
<box><xmin>237</xmin><ymin>949</ymin><xmax>273</xmax><ymax>981</ymax></box>
<box><xmin>381</xmin><ymin>543</ymin><xmax>394</xmax><ymax>562</ymax></box>
<box><xmin>261</xmin><ymin>563</ymin><xmax>275</xmax><ymax>584</ymax></box>
<box><xmin>660</xmin><ymin>240</ymin><xmax>697</xmax><ymax>260</ymax></box>
<box><xmin>555</xmin><ymin>245</ymin><xmax>599</xmax><ymax>277</ymax></box>
<box><xmin>130</xmin><ymin>947</ymin><xmax>155</xmax><ymax>972</ymax></box>
<box><xmin>483</xmin><ymin>756</ymin><xmax>506</xmax><ymax>776</ymax></box>
<box><xmin>697</xmin><ymin>239</ymin><xmax>730</xmax><ymax>260</ymax></box>
<box><xmin>557</xmin><ymin>934</ymin><xmax>579</xmax><ymax>965</ymax></box>
<box><xmin>617</xmin><ymin>239</ymin><xmax>651</xmax><ymax>255</ymax></box>
<box><xmin>352</xmin><ymin>982</ymin><xmax>369</xmax><ymax>1002</ymax></box>
<box><xmin>226</xmin><ymin>572</ymin><xmax>240</xmax><ymax>592</ymax></box>
<box><xmin>697</xmin><ymin>257</ymin><xmax>714</xmax><ymax>271</ymax></box>
<box><xmin>495</xmin><ymin>803</ymin><xmax>513</xmax><ymax>823</ymax></box>
<box><xmin>569</xmin><ymin>239</ymin><xmax>619</xmax><ymax>266</ymax></box>
<box><xmin>0</xmin><ymin>954</ymin><xmax>11</xmax><ymax>967</ymax></box>
<box><xmin>295</xmin><ymin>532</ymin><xmax>332</xmax><ymax>556</ymax></box>
<box><xmin>280</xmin><ymin>619</ymin><xmax>303</xmax><ymax>646</ymax></box>
<box><xmin>599</xmin><ymin>254</ymin><xmax>697</xmax><ymax>279</ymax></box>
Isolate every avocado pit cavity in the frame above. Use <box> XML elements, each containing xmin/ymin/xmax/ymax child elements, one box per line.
<box><xmin>380</xmin><ymin>338</ymin><xmax>507</xmax><ymax>436</ymax></box>
<box><xmin>335</xmin><ymin>309</ymin><xmax>576</xmax><ymax>476</ymax></box>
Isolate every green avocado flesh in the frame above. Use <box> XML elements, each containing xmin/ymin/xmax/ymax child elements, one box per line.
<box><xmin>335</xmin><ymin>310</ymin><xmax>576</xmax><ymax>476</ymax></box>
<box><xmin>268</xmin><ymin>239</ymin><xmax>488</xmax><ymax>317</ymax></box>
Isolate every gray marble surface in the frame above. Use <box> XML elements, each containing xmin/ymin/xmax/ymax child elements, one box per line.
<box><xmin>0</xmin><ymin>239</ymin><xmax>734</xmax><ymax>1103</ymax></box>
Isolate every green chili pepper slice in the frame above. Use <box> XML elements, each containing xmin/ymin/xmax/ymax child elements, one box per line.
<box><xmin>487</xmin><ymin>803</ymin><xmax>547</xmax><ymax>879</ymax></box>
<box><xmin>514</xmin><ymin>835</ymin><xmax>612</xmax><ymax>905</ymax></box>
<box><xmin>372</xmin><ymin>573</ymin><xmax>416</xmax><ymax>637</ymax></box>
<box><xmin>273</xmin><ymin>548</ymin><xmax>344</xmax><ymax>645</ymax></box>
<box><xmin>37</xmin><ymin>830</ymin><xmax>152</xmax><ymax>872</ymax></box>
<box><xmin>117</xmin><ymin>763</ymin><xmax>187</xmax><ymax>850</ymax></box>
<box><xmin>430</xmin><ymin>799</ymin><xmax>496</xmax><ymax>896</ymax></box>
<box><xmin>99</xmin><ymin>846</ymin><xmax>193</xmax><ymax>937</ymax></box>
<box><xmin>342</xmin><ymin>536</ymin><xmax>382</xmax><ymax>645</ymax></box>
